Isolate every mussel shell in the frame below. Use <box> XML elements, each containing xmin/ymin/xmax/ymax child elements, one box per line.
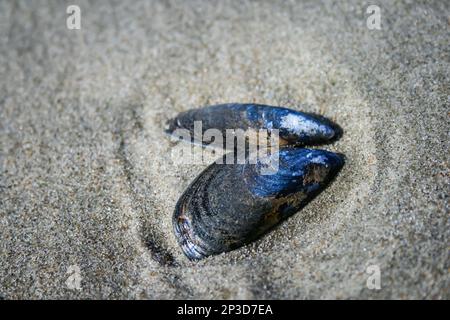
<box><xmin>166</xmin><ymin>103</ymin><xmax>341</xmax><ymax>147</ymax></box>
<box><xmin>173</xmin><ymin>148</ymin><xmax>344</xmax><ymax>260</ymax></box>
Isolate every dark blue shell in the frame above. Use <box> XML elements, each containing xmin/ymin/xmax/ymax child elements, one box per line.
<box><xmin>173</xmin><ymin>148</ymin><xmax>344</xmax><ymax>260</ymax></box>
<box><xmin>166</xmin><ymin>103</ymin><xmax>340</xmax><ymax>146</ymax></box>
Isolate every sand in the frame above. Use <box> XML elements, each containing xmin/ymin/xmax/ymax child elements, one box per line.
<box><xmin>0</xmin><ymin>0</ymin><xmax>448</xmax><ymax>299</ymax></box>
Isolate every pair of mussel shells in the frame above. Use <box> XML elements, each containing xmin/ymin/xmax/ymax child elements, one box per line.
<box><xmin>166</xmin><ymin>103</ymin><xmax>344</xmax><ymax>260</ymax></box>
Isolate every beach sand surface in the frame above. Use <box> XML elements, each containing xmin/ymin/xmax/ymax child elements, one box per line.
<box><xmin>0</xmin><ymin>0</ymin><xmax>448</xmax><ymax>299</ymax></box>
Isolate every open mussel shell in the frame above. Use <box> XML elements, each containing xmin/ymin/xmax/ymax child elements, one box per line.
<box><xmin>173</xmin><ymin>148</ymin><xmax>344</xmax><ymax>260</ymax></box>
<box><xmin>166</xmin><ymin>103</ymin><xmax>341</xmax><ymax>147</ymax></box>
